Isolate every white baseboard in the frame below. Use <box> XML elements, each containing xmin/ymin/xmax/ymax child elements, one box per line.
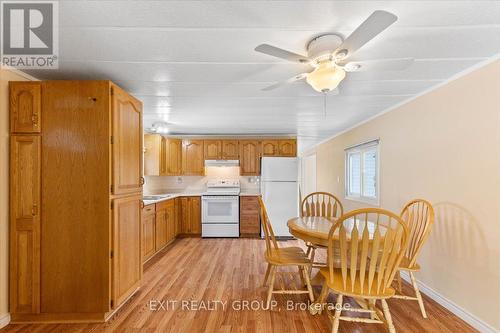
<box><xmin>0</xmin><ymin>313</ymin><xmax>10</xmax><ymax>329</ymax></box>
<box><xmin>400</xmin><ymin>272</ymin><xmax>498</xmax><ymax>333</ymax></box>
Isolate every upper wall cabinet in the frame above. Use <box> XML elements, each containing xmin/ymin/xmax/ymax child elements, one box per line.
<box><xmin>111</xmin><ymin>84</ymin><xmax>143</xmax><ymax>195</ymax></box>
<box><xmin>203</xmin><ymin>140</ymin><xmax>239</xmax><ymax>160</ymax></box>
<box><xmin>204</xmin><ymin>140</ymin><xmax>222</xmax><ymax>160</ymax></box>
<box><xmin>278</xmin><ymin>139</ymin><xmax>297</xmax><ymax>157</ymax></box>
<box><xmin>144</xmin><ymin>135</ymin><xmax>182</xmax><ymax>176</ymax></box>
<box><xmin>10</xmin><ymin>82</ymin><xmax>41</xmax><ymax>133</ymax></box>
<box><xmin>144</xmin><ymin>134</ymin><xmax>162</xmax><ymax>176</ymax></box>
<box><xmin>262</xmin><ymin>140</ymin><xmax>279</xmax><ymax>156</ymax></box>
<box><xmin>163</xmin><ymin>138</ymin><xmax>183</xmax><ymax>176</ymax></box>
<box><xmin>239</xmin><ymin>140</ymin><xmax>261</xmax><ymax>176</ymax></box>
<box><xmin>182</xmin><ymin>140</ymin><xmax>204</xmax><ymax>175</ymax></box>
<box><xmin>222</xmin><ymin>140</ymin><xmax>239</xmax><ymax>159</ymax></box>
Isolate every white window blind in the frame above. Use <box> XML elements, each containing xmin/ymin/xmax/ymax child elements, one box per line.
<box><xmin>345</xmin><ymin>140</ymin><xmax>379</xmax><ymax>203</ymax></box>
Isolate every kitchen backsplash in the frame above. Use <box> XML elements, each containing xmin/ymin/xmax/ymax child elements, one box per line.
<box><xmin>144</xmin><ymin>167</ymin><xmax>260</xmax><ymax>194</ymax></box>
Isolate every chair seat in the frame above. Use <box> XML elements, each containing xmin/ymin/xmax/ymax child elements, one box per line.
<box><xmin>398</xmin><ymin>256</ymin><xmax>420</xmax><ymax>271</ymax></box>
<box><xmin>319</xmin><ymin>267</ymin><xmax>395</xmax><ymax>299</ymax></box>
<box><xmin>265</xmin><ymin>247</ymin><xmax>311</xmax><ymax>265</ymax></box>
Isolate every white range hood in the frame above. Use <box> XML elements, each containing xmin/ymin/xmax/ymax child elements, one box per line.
<box><xmin>204</xmin><ymin>160</ymin><xmax>239</xmax><ymax>167</ymax></box>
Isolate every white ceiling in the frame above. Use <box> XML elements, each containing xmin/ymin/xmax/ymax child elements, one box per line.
<box><xmin>25</xmin><ymin>1</ymin><xmax>500</xmax><ymax>152</ymax></box>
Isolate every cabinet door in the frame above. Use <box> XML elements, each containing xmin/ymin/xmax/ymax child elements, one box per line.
<box><xmin>112</xmin><ymin>194</ymin><xmax>142</xmax><ymax>308</ymax></box>
<box><xmin>164</xmin><ymin>138</ymin><xmax>183</xmax><ymax>175</ymax></box>
<box><xmin>261</xmin><ymin>140</ymin><xmax>279</xmax><ymax>156</ymax></box>
<box><xmin>174</xmin><ymin>198</ymin><xmax>180</xmax><ymax>236</ymax></box>
<box><xmin>10</xmin><ymin>82</ymin><xmax>41</xmax><ymax>133</ymax></box>
<box><xmin>10</xmin><ymin>135</ymin><xmax>40</xmax><ymax>314</ymax></box>
<box><xmin>155</xmin><ymin>210</ymin><xmax>168</xmax><ymax>250</ymax></box>
<box><xmin>180</xmin><ymin>197</ymin><xmax>190</xmax><ymax>234</ymax></box>
<box><xmin>279</xmin><ymin>139</ymin><xmax>297</xmax><ymax>157</ymax></box>
<box><xmin>189</xmin><ymin>197</ymin><xmax>201</xmax><ymax>234</ymax></box>
<box><xmin>239</xmin><ymin>140</ymin><xmax>261</xmax><ymax>176</ymax></box>
<box><xmin>221</xmin><ymin>140</ymin><xmax>239</xmax><ymax>159</ymax></box>
<box><xmin>204</xmin><ymin>140</ymin><xmax>221</xmax><ymax>160</ymax></box>
<box><xmin>144</xmin><ymin>134</ymin><xmax>161</xmax><ymax>176</ymax></box>
<box><xmin>141</xmin><ymin>209</ymin><xmax>156</xmax><ymax>262</ymax></box>
<box><xmin>112</xmin><ymin>85</ymin><xmax>143</xmax><ymax>195</ymax></box>
<box><xmin>182</xmin><ymin>140</ymin><xmax>204</xmax><ymax>175</ymax></box>
<box><xmin>166</xmin><ymin>203</ymin><xmax>176</xmax><ymax>242</ymax></box>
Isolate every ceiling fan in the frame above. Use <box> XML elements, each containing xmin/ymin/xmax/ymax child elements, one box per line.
<box><xmin>255</xmin><ymin>10</ymin><xmax>413</xmax><ymax>93</ymax></box>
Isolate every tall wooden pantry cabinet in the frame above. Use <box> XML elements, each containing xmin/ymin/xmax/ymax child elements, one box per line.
<box><xmin>9</xmin><ymin>81</ymin><xmax>143</xmax><ymax>323</ymax></box>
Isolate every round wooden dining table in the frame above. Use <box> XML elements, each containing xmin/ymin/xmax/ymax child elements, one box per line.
<box><xmin>287</xmin><ymin>216</ymin><xmax>334</xmax><ymax>247</ymax></box>
<box><xmin>287</xmin><ymin>215</ymin><xmax>384</xmax><ymax>246</ymax></box>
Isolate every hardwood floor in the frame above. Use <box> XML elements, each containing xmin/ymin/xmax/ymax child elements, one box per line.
<box><xmin>2</xmin><ymin>238</ymin><xmax>477</xmax><ymax>333</ymax></box>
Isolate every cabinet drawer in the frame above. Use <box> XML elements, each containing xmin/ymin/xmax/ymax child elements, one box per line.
<box><xmin>240</xmin><ymin>197</ymin><xmax>259</xmax><ymax>212</ymax></box>
<box><xmin>142</xmin><ymin>204</ymin><xmax>155</xmax><ymax>215</ymax></box>
<box><xmin>240</xmin><ymin>214</ymin><xmax>260</xmax><ymax>234</ymax></box>
<box><xmin>156</xmin><ymin>199</ymin><xmax>174</xmax><ymax>211</ymax></box>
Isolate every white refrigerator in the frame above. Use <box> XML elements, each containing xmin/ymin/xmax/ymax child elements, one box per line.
<box><xmin>260</xmin><ymin>157</ymin><xmax>299</xmax><ymax>238</ymax></box>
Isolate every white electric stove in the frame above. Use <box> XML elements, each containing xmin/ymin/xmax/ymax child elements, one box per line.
<box><xmin>201</xmin><ymin>180</ymin><xmax>240</xmax><ymax>237</ymax></box>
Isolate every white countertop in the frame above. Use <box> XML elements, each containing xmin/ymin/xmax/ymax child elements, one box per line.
<box><xmin>143</xmin><ymin>190</ymin><xmax>260</xmax><ymax>205</ymax></box>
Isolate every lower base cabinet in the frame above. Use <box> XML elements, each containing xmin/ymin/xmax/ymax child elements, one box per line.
<box><xmin>179</xmin><ymin>197</ymin><xmax>201</xmax><ymax>235</ymax></box>
<box><xmin>142</xmin><ymin>204</ymin><xmax>156</xmax><ymax>261</ymax></box>
<box><xmin>142</xmin><ymin>197</ymin><xmax>197</xmax><ymax>263</ymax></box>
<box><xmin>112</xmin><ymin>195</ymin><xmax>143</xmax><ymax>307</ymax></box>
<box><xmin>240</xmin><ymin>196</ymin><xmax>261</xmax><ymax>237</ymax></box>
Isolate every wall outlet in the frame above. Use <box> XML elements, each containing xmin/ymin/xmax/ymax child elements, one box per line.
<box><xmin>177</xmin><ymin>177</ymin><xmax>183</xmax><ymax>184</ymax></box>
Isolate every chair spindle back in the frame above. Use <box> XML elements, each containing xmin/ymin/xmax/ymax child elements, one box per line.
<box><xmin>301</xmin><ymin>192</ymin><xmax>343</xmax><ymax>219</ymax></box>
<box><xmin>400</xmin><ymin>199</ymin><xmax>434</xmax><ymax>268</ymax></box>
<box><xmin>327</xmin><ymin>208</ymin><xmax>408</xmax><ymax>295</ymax></box>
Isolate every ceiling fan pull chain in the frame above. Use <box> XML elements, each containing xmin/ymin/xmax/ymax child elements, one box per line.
<box><xmin>324</xmin><ymin>92</ymin><xmax>327</xmax><ymax>118</ymax></box>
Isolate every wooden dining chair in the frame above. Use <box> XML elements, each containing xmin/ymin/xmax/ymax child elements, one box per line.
<box><xmin>301</xmin><ymin>192</ymin><xmax>343</xmax><ymax>270</ymax></box>
<box><xmin>258</xmin><ymin>197</ymin><xmax>315</xmax><ymax>308</ymax></box>
<box><xmin>315</xmin><ymin>208</ymin><xmax>408</xmax><ymax>333</ymax></box>
<box><xmin>392</xmin><ymin>199</ymin><xmax>434</xmax><ymax>318</ymax></box>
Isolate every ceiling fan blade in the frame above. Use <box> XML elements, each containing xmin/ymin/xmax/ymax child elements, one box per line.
<box><xmin>255</xmin><ymin>44</ymin><xmax>310</xmax><ymax>63</ymax></box>
<box><xmin>343</xmin><ymin>58</ymin><xmax>414</xmax><ymax>72</ymax></box>
<box><xmin>262</xmin><ymin>73</ymin><xmax>308</xmax><ymax>91</ymax></box>
<box><xmin>335</xmin><ymin>10</ymin><xmax>397</xmax><ymax>59</ymax></box>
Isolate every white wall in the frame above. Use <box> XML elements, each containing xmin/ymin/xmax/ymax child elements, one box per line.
<box><xmin>312</xmin><ymin>58</ymin><xmax>500</xmax><ymax>331</ymax></box>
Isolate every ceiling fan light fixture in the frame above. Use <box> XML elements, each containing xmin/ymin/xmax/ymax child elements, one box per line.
<box><xmin>306</xmin><ymin>61</ymin><xmax>346</xmax><ymax>92</ymax></box>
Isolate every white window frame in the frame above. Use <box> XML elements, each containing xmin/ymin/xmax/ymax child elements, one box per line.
<box><xmin>344</xmin><ymin>139</ymin><xmax>380</xmax><ymax>205</ymax></box>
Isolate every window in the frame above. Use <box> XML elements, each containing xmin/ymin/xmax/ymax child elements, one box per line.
<box><xmin>345</xmin><ymin>140</ymin><xmax>379</xmax><ymax>204</ymax></box>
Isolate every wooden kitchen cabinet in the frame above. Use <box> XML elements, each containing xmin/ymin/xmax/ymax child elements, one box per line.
<box><xmin>261</xmin><ymin>140</ymin><xmax>279</xmax><ymax>156</ymax></box>
<box><xmin>9</xmin><ymin>81</ymin><xmax>143</xmax><ymax>322</ymax></box>
<box><xmin>239</xmin><ymin>140</ymin><xmax>261</xmax><ymax>176</ymax></box>
<box><xmin>162</xmin><ymin>137</ymin><xmax>183</xmax><ymax>175</ymax></box>
<box><xmin>144</xmin><ymin>134</ymin><xmax>162</xmax><ymax>176</ymax></box>
<box><xmin>10</xmin><ymin>82</ymin><xmax>41</xmax><ymax>133</ymax></box>
<box><xmin>204</xmin><ymin>140</ymin><xmax>222</xmax><ymax>159</ymax></box>
<box><xmin>141</xmin><ymin>204</ymin><xmax>156</xmax><ymax>262</ymax></box>
<box><xmin>10</xmin><ymin>135</ymin><xmax>41</xmax><ymax>314</ymax></box>
<box><xmin>166</xmin><ymin>201</ymin><xmax>176</xmax><ymax>242</ymax></box>
<box><xmin>279</xmin><ymin>139</ymin><xmax>297</xmax><ymax>157</ymax></box>
<box><xmin>155</xmin><ymin>206</ymin><xmax>168</xmax><ymax>251</ymax></box>
<box><xmin>204</xmin><ymin>140</ymin><xmax>239</xmax><ymax>160</ymax></box>
<box><xmin>112</xmin><ymin>194</ymin><xmax>142</xmax><ymax>308</ymax></box>
<box><xmin>144</xmin><ymin>135</ymin><xmax>182</xmax><ymax>176</ymax></box>
<box><xmin>222</xmin><ymin>140</ymin><xmax>239</xmax><ymax>159</ymax></box>
<box><xmin>240</xmin><ymin>196</ymin><xmax>261</xmax><ymax>237</ymax></box>
<box><xmin>111</xmin><ymin>84</ymin><xmax>143</xmax><ymax>195</ymax></box>
<box><xmin>182</xmin><ymin>140</ymin><xmax>204</xmax><ymax>175</ymax></box>
<box><xmin>179</xmin><ymin>197</ymin><xmax>201</xmax><ymax>235</ymax></box>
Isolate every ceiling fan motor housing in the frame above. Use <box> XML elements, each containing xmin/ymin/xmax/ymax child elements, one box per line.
<box><xmin>306</xmin><ymin>34</ymin><xmax>344</xmax><ymax>65</ymax></box>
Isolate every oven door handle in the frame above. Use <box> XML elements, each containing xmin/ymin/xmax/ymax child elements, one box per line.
<box><xmin>202</xmin><ymin>196</ymin><xmax>239</xmax><ymax>201</ymax></box>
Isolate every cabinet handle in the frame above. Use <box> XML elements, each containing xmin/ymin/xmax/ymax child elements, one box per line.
<box><xmin>140</xmin><ymin>176</ymin><xmax>145</xmax><ymax>185</ymax></box>
<box><xmin>141</xmin><ymin>201</ymin><xmax>145</xmax><ymax>209</ymax></box>
<box><xmin>31</xmin><ymin>204</ymin><xmax>38</xmax><ymax>216</ymax></box>
<box><xmin>31</xmin><ymin>114</ymin><xmax>38</xmax><ymax>125</ymax></box>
